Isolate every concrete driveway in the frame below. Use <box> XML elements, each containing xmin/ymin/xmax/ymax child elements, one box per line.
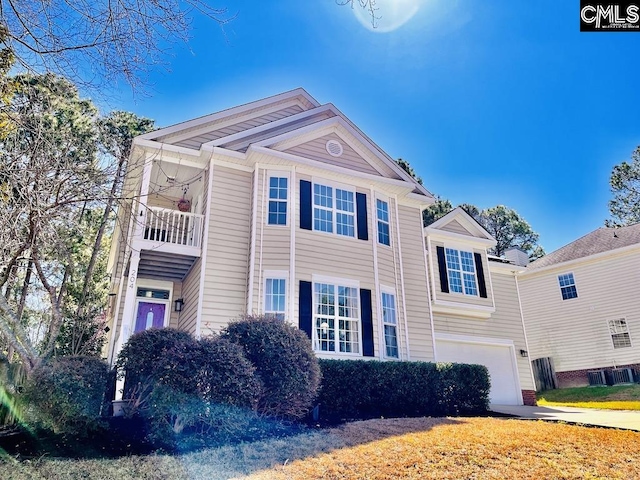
<box><xmin>491</xmin><ymin>404</ymin><xmax>640</xmax><ymax>431</ymax></box>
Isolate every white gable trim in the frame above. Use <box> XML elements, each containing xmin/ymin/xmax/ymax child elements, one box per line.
<box><xmin>138</xmin><ymin>88</ymin><xmax>320</xmax><ymax>141</ymax></box>
<box><xmin>248</xmin><ymin>145</ymin><xmax>417</xmax><ymax>190</ymax></box>
<box><xmin>425</xmin><ymin>228</ymin><xmax>497</xmax><ymax>248</ymax></box>
<box><xmin>203</xmin><ymin>104</ymin><xmax>336</xmax><ymax>148</ymax></box>
<box><xmin>428</xmin><ymin>207</ymin><xmax>494</xmax><ymax>241</ymax></box>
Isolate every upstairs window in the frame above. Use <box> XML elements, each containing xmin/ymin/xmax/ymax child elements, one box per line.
<box><xmin>558</xmin><ymin>273</ymin><xmax>577</xmax><ymax>300</ymax></box>
<box><xmin>376</xmin><ymin>199</ymin><xmax>390</xmax><ymax>246</ymax></box>
<box><xmin>609</xmin><ymin>318</ymin><xmax>631</xmax><ymax>349</ymax></box>
<box><xmin>445</xmin><ymin>248</ymin><xmax>478</xmax><ymax>296</ymax></box>
<box><xmin>381</xmin><ymin>291</ymin><xmax>398</xmax><ymax>358</ymax></box>
<box><xmin>313</xmin><ymin>183</ymin><xmax>355</xmax><ymax>237</ymax></box>
<box><xmin>268</xmin><ymin>176</ymin><xmax>288</xmax><ymax>225</ymax></box>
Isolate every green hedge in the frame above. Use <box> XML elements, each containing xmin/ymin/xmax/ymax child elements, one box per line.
<box><xmin>317</xmin><ymin>359</ymin><xmax>490</xmax><ymax>421</ymax></box>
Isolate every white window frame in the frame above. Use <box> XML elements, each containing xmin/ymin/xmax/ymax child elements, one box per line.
<box><xmin>311</xmin><ymin>178</ymin><xmax>357</xmax><ymax>239</ymax></box>
<box><xmin>263</xmin><ymin>270</ymin><xmax>289</xmax><ymax>321</ymax></box>
<box><xmin>558</xmin><ymin>272</ymin><xmax>578</xmax><ymax>300</ymax></box>
<box><xmin>266</xmin><ymin>171</ymin><xmax>290</xmax><ymax>227</ymax></box>
<box><xmin>608</xmin><ymin>318</ymin><xmax>632</xmax><ymax>349</ymax></box>
<box><xmin>376</xmin><ymin>197</ymin><xmax>391</xmax><ymax>247</ymax></box>
<box><xmin>311</xmin><ymin>275</ymin><xmax>361</xmax><ymax>356</ymax></box>
<box><xmin>444</xmin><ymin>246</ymin><xmax>479</xmax><ymax>296</ymax></box>
<box><xmin>380</xmin><ymin>285</ymin><xmax>399</xmax><ymax>359</ymax></box>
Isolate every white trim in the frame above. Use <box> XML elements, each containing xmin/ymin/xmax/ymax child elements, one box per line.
<box><xmin>431</xmin><ymin>300</ymin><xmax>496</xmax><ymax>319</ymax></box>
<box><xmin>249</xmin><ymin>146</ymin><xmax>416</xmax><ymax>190</ymax></box>
<box><xmin>289</xmin><ymin>167</ymin><xmax>297</xmax><ymax>328</ymax></box>
<box><xmin>133</xmin><ymin>296</ymin><xmax>171</xmax><ymax>332</ymax></box>
<box><xmin>107</xmin><ymin>276</ymin><xmax>125</xmax><ymax>366</ymax></box>
<box><xmin>265</xmin><ymin>170</ymin><xmax>291</xmax><ymax>227</ymax></box>
<box><xmin>211</xmin><ymin>155</ymin><xmax>254</xmax><ymax>171</ymax></box>
<box><xmin>195</xmin><ymin>157</ymin><xmax>214</xmax><ymax>338</ymax></box>
<box><xmin>374</xmin><ymin>196</ymin><xmax>392</xmax><ymax>248</ymax></box>
<box><xmin>419</xmin><ymin>211</ymin><xmax>438</xmax><ymax>362</ymax></box>
<box><xmin>262</xmin><ymin>270</ymin><xmax>289</xmax><ymax>320</ymax></box>
<box><xmin>205</xmin><ymin>104</ymin><xmax>335</xmax><ymax>148</ymax></box>
<box><xmin>427</xmin><ymin>236</ymin><xmax>438</xmax><ymax>312</ymax></box>
<box><xmin>370</xmin><ymin>188</ymin><xmax>384</xmax><ymax>360</ymax></box>
<box><xmin>133</xmin><ymin>139</ymin><xmax>204</xmax><ymax>162</ymax></box>
<box><xmin>247</xmin><ymin>165</ymin><xmax>259</xmax><ymax>313</ymax></box>
<box><xmin>514</xmin><ymin>275</ymin><xmax>537</xmax><ymax>389</ymax></box>
<box><xmin>427</xmin><ymin>207</ymin><xmax>495</xmax><ymax>241</ymax></box>
<box><xmin>442</xmin><ymin>247</ymin><xmax>481</xmax><ymax>297</ymax></box>
<box><xmin>137</xmin><ymin>88</ymin><xmax>320</xmax><ymax>140</ymax></box>
<box><xmin>311</xmin><ymin>274</ymin><xmax>360</xmax><ymax>288</ymax></box>
<box><xmin>424</xmin><ymin>228</ymin><xmax>497</xmax><ymax>248</ymax></box>
<box><xmin>557</xmin><ymin>271</ymin><xmax>578</xmax><ymax>301</ymax></box>
<box><xmin>394</xmin><ymin>195</ymin><xmax>411</xmax><ymax>361</ymax></box>
<box><xmin>257</xmin><ymin>170</ymin><xmax>267</xmax><ymax>313</ymax></box>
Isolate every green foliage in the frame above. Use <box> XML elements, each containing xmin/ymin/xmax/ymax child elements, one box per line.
<box><xmin>423</xmin><ymin>197</ymin><xmax>453</xmax><ymax>226</ymax></box>
<box><xmin>607</xmin><ymin>146</ymin><xmax>640</xmax><ymax>227</ymax></box>
<box><xmin>221</xmin><ymin>315</ymin><xmax>321</xmax><ymax>420</ymax></box>
<box><xmin>396</xmin><ymin>158</ymin><xmax>423</xmax><ymax>185</ymax></box>
<box><xmin>22</xmin><ymin>356</ymin><xmax>109</xmax><ymax>436</ymax></box>
<box><xmin>317</xmin><ymin>359</ymin><xmax>489</xmax><ymax>421</ymax></box>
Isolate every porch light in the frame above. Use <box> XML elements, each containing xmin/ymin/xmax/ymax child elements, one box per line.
<box><xmin>174</xmin><ymin>298</ymin><xmax>184</xmax><ymax>312</ymax></box>
<box><xmin>520</xmin><ymin>349</ymin><xmax>528</xmax><ymax>357</ymax></box>
<box><xmin>320</xmin><ymin>322</ymin><xmax>329</xmax><ymax>333</ymax></box>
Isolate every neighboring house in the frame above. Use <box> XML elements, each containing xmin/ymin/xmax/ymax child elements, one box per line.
<box><xmin>103</xmin><ymin>88</ymin><xmax>535</xmax><ymax>405</ymax></box>
<box><xmin>518</xmin><ymin>224</ymin><xmax>640</xmax><ymax>388</ymax></box>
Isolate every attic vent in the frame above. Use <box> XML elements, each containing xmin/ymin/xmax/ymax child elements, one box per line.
<box><xmin>325</xmin><ymin>139</ymin><xmax>343</xmax><ymax>157</ymax></box>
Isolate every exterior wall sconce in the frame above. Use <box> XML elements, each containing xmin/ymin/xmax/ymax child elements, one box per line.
<box><xmin>174</xmin><ymin>298</ymin><xmax>184</xmax><ymax>312</ymax></box>
<box><xmin>520</xmin><ymin>349</ymin><xmax>528</xmax><ymax>357</ymax></box>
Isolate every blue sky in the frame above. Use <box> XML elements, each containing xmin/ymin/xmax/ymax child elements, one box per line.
<box><xmin>114</xmin><ymin>0</ymin><xmax>640</xmax><ymax>253</ymax></box>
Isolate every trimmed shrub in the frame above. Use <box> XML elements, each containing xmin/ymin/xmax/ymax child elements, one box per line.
<box><xmin>196</xmin><ymin>337</ymin><xmax>262</xmax><ymax>409</ymax></box>
<box><xmin>317</xmin><ymin>359</ymin><xmax>490</xmax><ymax>421</ymax></box>
<box><xmin>115</xmin><ymin>328</ymin><xmax>198</xmax><ymax>398</ymax></box>
<box><xmin>23</xmin><ymin>356</ymin><xmax>109</xmax><ymax>436</ymax></box>
<box><xmin>221</xmin><ymin>315</ymin><xmax>321</xmax><ymax>420</ymax></box>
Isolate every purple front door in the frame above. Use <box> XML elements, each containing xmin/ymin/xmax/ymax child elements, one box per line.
<box><xmin>134</xmin><ymin>302</ymin><xmax>166</xmax><ymax>333</ymax></box>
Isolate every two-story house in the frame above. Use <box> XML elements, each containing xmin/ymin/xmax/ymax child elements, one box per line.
<box><xmin>104</xmin><ymin>88</ymin><xmax>535</xmax><ymax>405</ymax></box>
<box><xmin>519</xmin><ymin>224</ymin><xmax>640</xmax><ymax>388</ymax></box>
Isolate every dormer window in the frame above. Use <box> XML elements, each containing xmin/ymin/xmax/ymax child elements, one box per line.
<box><xmin>445</xmin><ymin>248</ymin><xmax>478</xmax><ymax>296</ymax></box>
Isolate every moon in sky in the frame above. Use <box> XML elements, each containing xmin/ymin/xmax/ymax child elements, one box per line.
<box><xmin>352</xmin><ymin>0</ymin><xmax>423</xmax><ymax>33</ymax></box>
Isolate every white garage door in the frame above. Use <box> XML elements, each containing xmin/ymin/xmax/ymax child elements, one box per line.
<box><xmin>436</xmin><ymin>337</ymin><xmax>522</xmax><ymax>405</ymax></box>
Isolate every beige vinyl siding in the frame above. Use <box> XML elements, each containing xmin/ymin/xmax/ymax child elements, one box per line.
<box><xmin>284</xmin><ymin>133</ymin><xmax>381</xmax><ymax>176</ymax></box>
<box><xmin>250</xmin><ymin>169</ymin><xmax>292</xmax><ymax>314</ymax></box>
<box><xmin>199</xmin><ymin>165</ymin><xmax>252</xmax><ymax>336</ymax></box>
<box><xmin>430</xmin><ymin>241</ymin><xmax>494</xmax><ymax>308</ymax></box>
<box><xmin>439</xmin><ymin>219</ymin><xmax>470</xmax><ymax>236</ymax></box>
<box><xmin>397</xmin><ymin>204</ymin><xmax>434</xmax><ymax>361</ymax></box>
<box><xmin>292</xmin><ymin>173</ymin><xmax>387</xmax><ymax>359</ymax></box>
<box><xmin>433</xmin><ymin>270</ymin><xmax>535</xmax><ymax>391</ymax></box>
<box><xmin>178</xmin><ymin>259</ymin><xmax>201</xmax><ymax>334</ymax></box>
<box><xmin>519</xmin><ymin>251</ymin><xmax>640</xmax><ymax>373</ymax></box>
<box><xmin>168</xmin><ymin>281</ymin><xmax>182</xmax><ymax>329</ymax></box>
<box><xmin>163</xmin><ymin>103</ymin><xmax>307</xmax><ymax>148</ymax></box>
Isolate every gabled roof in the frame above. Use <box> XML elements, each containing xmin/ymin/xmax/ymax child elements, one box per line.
<box><xmin>424</xmin><ymin>207</ymin><xmax>497</xmax><ymax>247</ymax></box>
<box><xmin>134</xmin><ymin>87</ymin><xmax>433</xmax><ymax>199</ymax></box>
<box><xmin>528</xmin><ymin>223</ymin><xmax>640</xmax><ymax>271</ymax></box>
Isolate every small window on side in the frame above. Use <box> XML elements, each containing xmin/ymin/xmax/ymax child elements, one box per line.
<box><xmin>376</xmin><ymin>199</ymin><xmax>390</xmax><ymax>246</ymax></box>
<box><xmin>558</xmin><ymin>273</ymin><xmax>578</xmax><ymax>300</ymax></box>
<box><xmin>268</xmin><ymin>177</ymin><xmax>287</xmax><ymax>225</ymax></box>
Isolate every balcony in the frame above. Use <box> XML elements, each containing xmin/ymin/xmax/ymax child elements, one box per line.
<box><xmin>136</xmin><ymin>206</ymin><xmax>204</xmax><ymax>257</ymax></box>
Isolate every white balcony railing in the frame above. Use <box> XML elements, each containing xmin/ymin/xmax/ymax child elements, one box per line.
<box><xmin>142</xmin><ymin>207</ymin><xmax>204</xmax><ymax>249</ymax></box>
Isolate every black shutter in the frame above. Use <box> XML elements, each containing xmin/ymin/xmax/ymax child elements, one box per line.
<box><xmin>436</xmin><ymin>246</ymin><xmax>449</xmax><ymax>293</ymax></box>
<box><xmin>360</xmin><ymin>289</ymin><xmax>374</xmax><ymax>357</ymax></box>
<box><xmin>474</xmin><ymin>252</ymin><xmax>488</xmax><ymax>298</ymax></box>
<box><xmin>300</xmin><ymin>180</ymin><xmax>312</xmax><ymax>230</ymax></box>
<box><xmin>299</xmin><ymin>281</ymin><xmax>313</xmax><ymax>338</ymax></box>
<box><xmin>356</xmin><ymin>192</ymin><xmax>368</xmax><ymax>241</ymax></box>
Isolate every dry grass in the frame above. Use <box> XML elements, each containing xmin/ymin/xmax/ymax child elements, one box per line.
<box><xmin>538</xmin><ymin>385</ymin><xmax>640</xmax><ymax>411</ymax></box>
<box><xmin>3</xmin><ymin>417</ymin><xmax>640</xmax><ymax>479</ymax></box>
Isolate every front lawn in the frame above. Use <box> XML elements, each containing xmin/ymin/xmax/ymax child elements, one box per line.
<box><xmin>537</xmin><ymin>384</ymin><xmax>640</xmax><ymax>410</ymax></box>
<box><xmin>3</xmin><ymin>417</ymin><xmax>640</xmax><ymax>479</ymax></box>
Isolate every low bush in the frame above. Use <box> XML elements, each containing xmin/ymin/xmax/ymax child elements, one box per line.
<box><xmin>23</xmin><ymin>356</ymin><xmax>109</xmax><ymax>436</ymax></box>
<box><xmin>317</xmin><ymin>359</ymin><xmax>489</xmax><ymax>421</ymax></box>
<box><xmin>221</xmin><ymin>315</ymin><xmax>321</xmax><ymax>420</ymax></box>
